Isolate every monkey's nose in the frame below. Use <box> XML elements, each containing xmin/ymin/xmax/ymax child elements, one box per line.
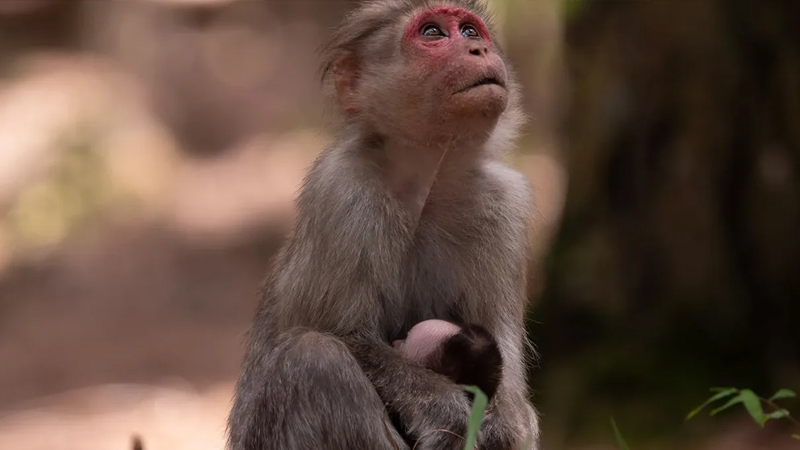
<box><xmin>467</xmin><ymin>43</ymin><xmax>489</xmax><ymax>57</ymax></box>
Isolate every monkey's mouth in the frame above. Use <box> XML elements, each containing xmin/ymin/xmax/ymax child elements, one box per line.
<box><xmin>457</xmin><ymin>76</ymin><xmax>505</xmax><ymax>94</ymax></box>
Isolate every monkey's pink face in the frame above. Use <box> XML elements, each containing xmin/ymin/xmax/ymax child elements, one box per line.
<box><xmin>400</xmin><ymin>6</ymin><xmax>508</xmax><ymax>128</ymax></box>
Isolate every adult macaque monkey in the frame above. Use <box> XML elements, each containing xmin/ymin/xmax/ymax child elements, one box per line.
<box><xmin>394</xmin><ymin>319</ymin><xmax>504</xmax><ymax>400</ymax></box>
<box><xmin>227</xmin><ymin>0</ymin><xmax>539</xmax><ymax>449</ymax></box>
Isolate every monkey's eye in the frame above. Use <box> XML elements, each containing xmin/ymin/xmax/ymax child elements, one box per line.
<box><xmin>421</xmin><ymin>24</ymin><xmax>446</xmax><ymax>38</ymax></box>
<box><xmin>460</xmin><ymin>24</ymin><xmax>480</xmax><ymax>38</ymax></box>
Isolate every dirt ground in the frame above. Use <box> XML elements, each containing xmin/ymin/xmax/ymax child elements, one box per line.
<box><xmin>0</xmin><ymin>381</ymin><xmax>234</xmax><ymax>450</ymax></box>
<box><xmin>0</xmin><ymin>223</ymin><xmax>279</xmax><ymax>450</ymax></box>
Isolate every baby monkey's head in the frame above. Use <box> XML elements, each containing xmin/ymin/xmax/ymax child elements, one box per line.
<box><xmin>394</xmin><ymin>319</ymin><xmax>503</xmax><ymax>399</ymax></box>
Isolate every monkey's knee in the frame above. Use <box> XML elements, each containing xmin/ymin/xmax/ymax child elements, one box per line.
<box><xmin>275</xmin><ymin>330</ymin><xmax>382</xmax><ymax>405</ymax></box>
<box><xmin>257</xmin><ymin>329</ymin><xmax>407</xmax><ymax>450</ymax></box>
<box><xmin>275</xmin><ymin>328</ymin><xmax>359</xmax><ymax>374</ymax></box>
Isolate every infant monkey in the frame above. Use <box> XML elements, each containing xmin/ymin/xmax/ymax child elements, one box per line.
<box><xmin>393</xmin><ymin>320</ymin><xmax>503</xmax><ymax>399</ymax></box>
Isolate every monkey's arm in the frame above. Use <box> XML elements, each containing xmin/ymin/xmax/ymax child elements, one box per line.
<box><xmin>347</xmin><ymin>336</ymin><xmax>473</xmax><ymax>445</ymax></box>
<box><xmin>477</xmin><ymin>325</ymin><xmax>539</xmax><ymax>450</ymax></box>
<box><xmin>462</xmin><ymin>163</ymin><xmax>540</xmax><ymax>449</ymax></box>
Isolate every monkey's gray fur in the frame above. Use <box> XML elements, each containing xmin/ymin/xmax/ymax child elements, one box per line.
<box><xmin>227</xmin><ymin>1</ymin><xmax>540</xmax><ymax>449</ymax></box>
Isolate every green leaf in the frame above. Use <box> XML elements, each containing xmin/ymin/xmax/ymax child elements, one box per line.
<box><xmin>769</xmin><ymin>389</ymin><xmax>797</xmax><ymax>401</ymax></box>
<box><xmin>791</xmin><ymin>434</ymin><xmax>800</xmax><ymax>440</ymax></box>
<box><xmin>738</xmin><ymin>390</ymin><xmax>766</xmax><ymax>426</ymax></box>
<box><xmin>461</xmin><ymin>385</ymin><xmax>488</xmax><ymax>450</ymax></box>
<box><xmin>763</xmin><ymin>409</ymin><xmax>790</xmax><ymax>422</ymax></box>
<box><xmin>710</xmin><ymin>393</ymin><xmax>744</xmax><ymax>416</ymax></box>
<box><xmin>686</xmin><ymin>388</ymin><xmax>739</xmax><ymax>420</ymax></box>
<box><xmin>610</xmin><ymin>418</ymin><xmax>630</xmax><ymax>450</ymax></box>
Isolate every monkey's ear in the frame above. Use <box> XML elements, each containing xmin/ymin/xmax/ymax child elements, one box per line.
<box><xmin>333</xmin><ymin>53</ymin><xmax>360</xmax><ymax>114</ymax></box>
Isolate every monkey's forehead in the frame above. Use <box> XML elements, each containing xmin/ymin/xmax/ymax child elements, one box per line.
<box><xmin>352</xmin><ymin>0</ymin><xmax>496</xmax><ymax>37</ymax></box>
<box><xmin>318</xmin><ymin>0</ymin><xmax>498</xmax><ymax>81</ymax></box>
<box><xmin>402</xmin><ymin>5</ymin><xmax>492</xmax><ymax>44</ymax></box>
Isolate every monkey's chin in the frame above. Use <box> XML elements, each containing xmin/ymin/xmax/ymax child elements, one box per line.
<box><xmin>450</xmin><ymin>84</ymin><xmax>508</xmax><ymax>124</ymax></box>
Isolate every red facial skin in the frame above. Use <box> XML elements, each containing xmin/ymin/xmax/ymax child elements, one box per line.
<box><xmin>400</xmin><ymin>6</ymin><xmax>506</xmax><ymax>96</ymax></box>
<box><xmin>402</xmin><ymin>6</ymin><xmax>492</xmax><ymax>47</ymax></box>
<box><xmin>367</xmin><ymin>4</ymin><xmax>508</xmax><ymax>143</ymax></box>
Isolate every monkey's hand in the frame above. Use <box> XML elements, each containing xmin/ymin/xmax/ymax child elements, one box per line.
<box><xmin>348</xmin><ymin>337</ymin><xmax>472</xmax><ymax>450</ymax></box>
<box><xmin>402</xmin><ymin>383</ymin><xmax>473</xmax><ymax>450</ymax></box>
<box><xmin>477</xmin><ymin>391</ymin><xmax>539</xmax><ymax>450</ymax></box>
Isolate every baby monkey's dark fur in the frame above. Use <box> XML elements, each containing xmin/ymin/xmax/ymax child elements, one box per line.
<box><xmin>436</xmin><ymin>324</ymin><xmax>504</xmax><ymax>400</ymax></box>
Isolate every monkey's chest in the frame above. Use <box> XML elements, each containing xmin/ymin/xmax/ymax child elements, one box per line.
<box><xmin>398</xmin><ymin>227</ymin><xmax>472</xmax><ymax>332</ymax></box>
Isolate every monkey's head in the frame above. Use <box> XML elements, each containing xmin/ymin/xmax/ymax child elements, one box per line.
<box><xmin>321</xmin><ymin>0</ymin><xmax>522</xmax><ymax>145</ymax></box>
<box><xmin>393</xmin><ymin>319</ymin><xmax>463</xmax><ymax>364</ymax></box>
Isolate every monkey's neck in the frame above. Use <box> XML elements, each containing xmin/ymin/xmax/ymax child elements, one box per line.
<box><xmin>369</xmin><ymin>133</ymin><xmax>486</xmax><ymax>220</ymax></box>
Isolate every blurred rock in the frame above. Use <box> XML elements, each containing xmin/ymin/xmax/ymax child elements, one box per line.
<box><xmin>84</xmin><ymin>0</ymin><xmax>347</xmax><ymax>156</ymax></box>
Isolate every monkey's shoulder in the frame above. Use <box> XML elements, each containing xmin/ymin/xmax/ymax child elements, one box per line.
<box><xmin>304</xmin><ymin>146</ymin><xmax>365</xmax><ymax>184</ymax></box>
<box><xmin>297</xmin><ymin>146</ymin><xmax>385</xmax><ymax>210</ymax></box>
<box><xmin>474</xmin><ymin>160</ymin><xmax>533</xmax><ymax>220</ymax></box>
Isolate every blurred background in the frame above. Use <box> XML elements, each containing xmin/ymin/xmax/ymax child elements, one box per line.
<box><xmin>0</xmin><ymin>0</ymin><xmax>797</xmax><ymax>449</ymax></box>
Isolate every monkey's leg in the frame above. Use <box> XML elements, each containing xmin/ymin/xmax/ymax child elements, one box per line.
<box><xmin>227</xmin><ymin>328</ymin><xmax>409</xmax><ymax>450</ymax></box>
